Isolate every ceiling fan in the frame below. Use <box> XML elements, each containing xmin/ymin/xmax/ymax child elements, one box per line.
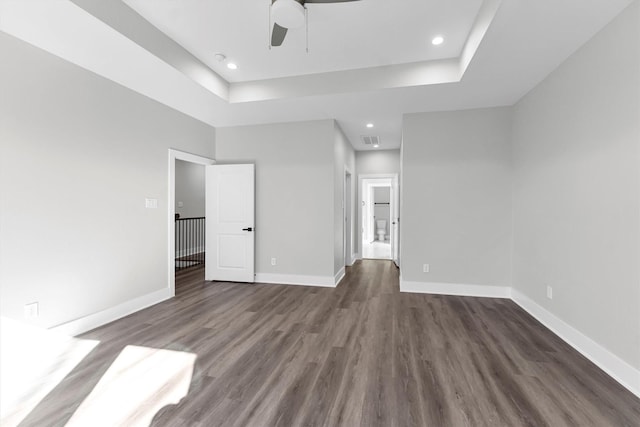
<box><xmin>270</xmin><ymin>0</ymin><xmax>360</xmax><ymax>47</ymax></box>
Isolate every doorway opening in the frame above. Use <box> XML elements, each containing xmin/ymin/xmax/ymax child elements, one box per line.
<box><xmin>168</xmin><ymin>150</ymin><xmax>214</xmax><ymax>296</ymax></box>
<box><xmin>359</xmin><ymin>174</ymin><xmax>399</xmax><ymax>263</ymax></box>
<box><xmin>174</xmin><ymin>159</ymin><xmax>206</xmax><ymax>271</ymax></box>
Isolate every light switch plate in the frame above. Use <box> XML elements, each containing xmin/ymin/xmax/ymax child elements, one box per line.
<box><xmin>145</xmin><ymin>198</ymin><xmax>158</xmax><ymax>209</ymax></box>
<box><xmin>24</xmin><ymin>302</ymin><xmax>39</xmax><ymax>319</ymax></box>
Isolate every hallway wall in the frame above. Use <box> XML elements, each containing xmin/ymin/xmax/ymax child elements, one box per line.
<box><xmin>175</xmin><ymin>160</ymin><xmax>205</xmax><ymax>218</ymax></box>
<box><xmin>334</xmin><ymin>123</ymin><xmax>356</xmax><ymax>273</ymax></box>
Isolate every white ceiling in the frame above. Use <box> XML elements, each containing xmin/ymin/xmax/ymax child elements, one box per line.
<box><xmin>123</xmin><ymin>0</ymin><xmax>483</xmax><ymax>82</ymax></box>
<box><xmin>0</xmin><ymin>0</ymin><xmax>634</xmax><ymax>151</ymax></box>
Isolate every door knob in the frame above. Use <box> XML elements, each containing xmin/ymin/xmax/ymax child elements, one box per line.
<box><xmin>242</xmin><ymin>227</ymin><xmax>253</xmax><ymax>232</ymax></box>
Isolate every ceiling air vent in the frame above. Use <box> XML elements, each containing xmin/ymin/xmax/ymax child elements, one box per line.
<box><xmin>361</xmin><ymin>135</ymin><xmax>380</xmax><ymax>146</ymax></box>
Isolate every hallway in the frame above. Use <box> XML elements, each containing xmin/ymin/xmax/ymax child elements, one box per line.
<box><xmin>361</xmin><ymin>240</ymin><xmax>391</xmax><ymax>260</ymax></box>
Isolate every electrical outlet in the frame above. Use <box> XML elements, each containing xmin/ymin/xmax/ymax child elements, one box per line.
<box><xmin>271</xmin><ymin>257</ymin><xmax>277</xmax><ymax>266</ymax></box>
<box><xmin>423</xmin><ymin>264</ymin><xmax>430</xmax><ymax>273</ymax></box>
<box><xmin>546</xmin><ymin>285</ymin><xmax>553</xmax><ymax>300</ymax></box>
<box><xmin>24</xmin><ymin>302</ymin><xmax>39</xmax><ymax>319</ymax></box>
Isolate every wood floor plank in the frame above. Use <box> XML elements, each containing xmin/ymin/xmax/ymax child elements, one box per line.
<box><xmin>6</xmin><ymin>260</ymin><xmax>639</xmax><ymax>427</ymax></box>
<box><xmin>235</xmin><ymin>337</ymin><xmax>319</xmax><ymax>427</ymax></box>
<box><xmin>269</xmin><ymin>362</ymin><xmax>321</xmax><ymax>427</ymax></box>
<box><xmin>300</xmin><ymin>346</ymin><xmax>348</xmax><ymax>427</ymax></box>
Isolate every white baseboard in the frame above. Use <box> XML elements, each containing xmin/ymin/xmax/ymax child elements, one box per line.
<box><xmin>47</xmin><ymin>271</ymin><xmax>640</xmax><ymax>398</ymax></box>
<box><xmin>398</xmin><ymin>278</ymin><xmax>639</xmax><ymax>398</ymax></box>
<box><xmin>49</xmin><ymin>288</ymin><xmax>173</xmax><ymax>337</ymax></box>
<box><xmin>347</xmin><ymin>253</ymin><xmax>359</xmax><ymax>266</ymax></box>
<box><xmin>254</xmin><ymin>273</ymin><xmax>336</xmax><ymax>288</ymax></box>
<box><xmin>511</xmin><ymin>289</ymin><xmax>640</xmax><ymax>398</ymax></box>
<box><xmin>399</xmin><ymin>278</ymin><xmax>511</xmax><ymax>298</ymax></box>
<box><xmin>334</xmin><ymin>267</ymin><xmax>346</xmax><ymax>286</ymax></box>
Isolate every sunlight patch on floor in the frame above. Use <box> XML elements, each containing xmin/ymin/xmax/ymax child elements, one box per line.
<box><xmin>66</xmin><ymin>345</ymin><xmax>196</xmax><ymax>426</ymax></box>
<box><xmin>0</xmin><ymin>317</ymin><xmax>100</xmax><ymax>426</ymax></box>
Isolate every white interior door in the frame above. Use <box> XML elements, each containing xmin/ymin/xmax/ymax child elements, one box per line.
<box><xmin>205</xmin><ymin>164</ymin><xmax>255</xmax><ymax>283</ymax></box>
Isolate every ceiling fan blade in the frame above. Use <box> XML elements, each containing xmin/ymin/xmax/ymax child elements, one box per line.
<box><xmin>271</xmin><ymin>23</ymin><xmax>288</xmax><ymax>46</ymax></box>
<box><xmin>305</xmin><ymin>0</ymin><xmax>360</xmax><ymax>3</ymax></box>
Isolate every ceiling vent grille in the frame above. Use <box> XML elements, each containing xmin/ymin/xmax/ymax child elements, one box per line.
<box><xmin>361</xmin><ymin>135</ymin><xmax>380</xmax><ymax>146</ymax></box>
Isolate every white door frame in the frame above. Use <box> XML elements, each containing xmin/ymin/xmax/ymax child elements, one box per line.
<box><xmin>344</xmin><ymin>168</ymin><xmax>354</xmax><ymax>266</ymax></box>
<box><xmin>168</xmin><ymin>149</ymin><xmax>215</xmax><ymax>296</ymax></box>
<box><xmin>358</xmin><ymin>174</ymin><xmax>399</xmax><ymax>261</ymax></box>
<box><xmin>391</xmin><ymin>174</ymin><xmax>399</xmax><ymax>266</ymax></box>
<box><xmin>364</xmin><ymin>185</ymin><xmax>374</xmax><ymax>243</ymax></box>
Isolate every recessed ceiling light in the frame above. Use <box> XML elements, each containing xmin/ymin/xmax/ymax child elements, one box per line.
<box><xmin>227</xmin><ymin>62</ymin><xmax>238</xmax><ymax>70</ymax></box>
<box><xmin>432</xmin><ymin>36</ymin><xmax>444</xmax><ymax>46</ymax></box>
<box><xmin>214</xmin><ymin>53</ymin><xmax>226</xmax><ymax>62</ymax></box>
<box><xmin>373</xmin><ymin>144</ymin><xmax>379</xmax><ymax>148</ymax></box>
<box><xmin>366</xmin><ymin>123</ymin><xmax>374</xmax><ymax>128</ymax></box>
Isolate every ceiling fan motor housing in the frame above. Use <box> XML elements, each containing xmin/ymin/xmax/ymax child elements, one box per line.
<box><xmin>272</xmin><ymin>0</ymin><xmax>305</xmax><ymax>28</ymax></box>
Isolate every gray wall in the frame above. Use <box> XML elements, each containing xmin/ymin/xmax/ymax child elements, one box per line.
<box><xmin>175</xmin><ymin>160</ymin><xmax>205</xmax><ymax>218</ymax></box>
<box><xmin>334</xmin><ymin>124</ymin><xmax>356</xmax><ymax>273</ymax></box>
<box><xmin>0</xmin><ymin>33</ymin><xmax>215</xmax><ymax>328</ymax></box>
<box><xmin>215</xmin><ymin>120</ymin><xmax>336</xmax><ymax>278</ymax></box>
<box><xmin>356</xmin><ymin>149</ymin><xmax>401</xmax><ymax>175</ymax></box>
<box><xmin>355</xmin><ymin>149</ymin><xmax>400</xmax><ymax>255</ymax></box>
<box><xmin>401</xmin><ymin>107</ymin><xmax>513</xmax><ymax>287</ymax></box>
<box><xmin>512</xmin><ymin>2</ymin><xmax>640</xmax><ymax>370</ymax></box>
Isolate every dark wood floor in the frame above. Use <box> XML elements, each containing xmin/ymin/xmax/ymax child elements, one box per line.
<box><xmin>17</xmin><ymin>260</ymin><xmax>640</xmax><ymax>426</ymax></box>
